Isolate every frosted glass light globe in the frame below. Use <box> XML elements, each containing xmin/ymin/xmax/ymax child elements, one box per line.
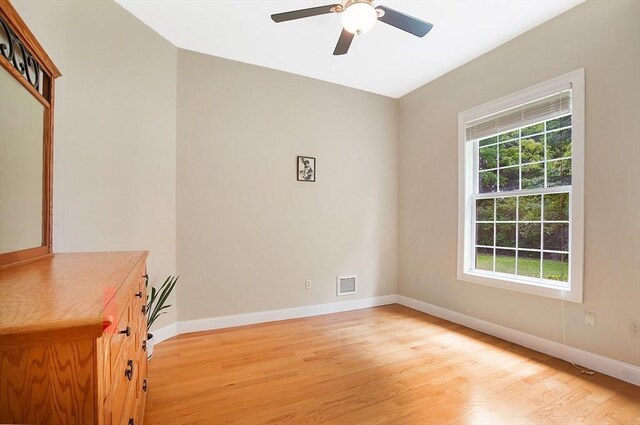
<box><xmin>341</xmin><ymin>2</ymin><xmax>377</xmax><ymax>35</ymax></box>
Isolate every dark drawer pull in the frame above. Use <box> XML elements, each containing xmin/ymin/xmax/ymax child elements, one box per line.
<box><xmin>119</xmin><ymin>326</ymin><xmax>131</xmax><ymax>337</ymax></box>
<box><xmin>142</xmin><ymin>340</ymin><xmax>147</xmax><ymax>352</ymax></box>
<box><xmin>143</xmin><ymin>379</ymin><xmax>148</xmax><ymax>392</ymax></box>
<box><xmin>141</xmin><ymin>305</ymin><xmax>146</xmax><ymax>315</ymax></box>
<box><xmin>135</xmin><ymin>291</ymin><xmax>143</xmax><ymax>298</ymax></box>
<box><xmin>125</xmin><ymin>360</ymin><xmax>134</xmax><ymax>381</ymax></box>
<box><xmin>128</xmin><ymin>419</ymin><xmax>134</xmax><ymax>425</ymax></box>
<box><xmin>143</xmin><ymin>273</ymin><xmax>149</xmax><ymax>285</ymax></box>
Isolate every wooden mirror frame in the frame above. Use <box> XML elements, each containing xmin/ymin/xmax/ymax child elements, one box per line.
<box><xmin>0</xmin><ymin>0</ymin><xmax>60</xmax><ymax>270</ymax></box>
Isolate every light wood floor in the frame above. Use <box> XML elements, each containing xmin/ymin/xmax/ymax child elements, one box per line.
<box><xmin>144</xmin><ymin>305</ymin><xmax>640</xmax><ymax>424</ymax></box>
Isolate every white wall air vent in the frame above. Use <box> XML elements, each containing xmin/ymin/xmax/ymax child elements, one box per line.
<box><xmin>337</xmin><ymin>275</ymin><xmax>357</xmax><ymax>296</ymax></box>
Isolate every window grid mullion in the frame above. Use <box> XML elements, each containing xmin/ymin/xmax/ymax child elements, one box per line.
<box><xmin>473</xmin><ymin>185</ymin><xmax>571</xmax><ymax>200</ymax></box>
<box><xmin>540</xmin><ymin>194</ymin><xmax>545</xmax><ymax>278</ymax></box>
<box><xmin>479</xmin><ymin>155</ymin><xmax>572</xmax><ymax>174</ymax></box>
<box><xmin>493</xmin><ymin>200</ymin><xmax>497</xmax><ymax>272</ymax></box>
<box><xmin>518</xmin><ymin>128</ymin><xmax>523</xmax><ymax>191</ymax></box>
<box><xmin>544</xmin><ymin>120</ymin><xmax>548</xmax><ymax>188</ymax></box>
<box><xmin>475</xmin><ymin>245</ymin><xmax>568</xmax><ymax>254</ymax></box>
<box><xmin>517</xmin><ymin>127</ymin><xmax>523</xmax><ymax>278</ymax></box>
<box><xmin>515</xmin><ymin>194</ymin><xmax>519</xmax><ymax>276</ymax></box>
<box><xmin>497</xmin><ymin>138</ymin><xmax>501</xmax><ymax>193</ymax></box>
<box><xmin>477</xmin><ymin>220</ymin><xmax>568</xmax><ymax>224</ymax></box>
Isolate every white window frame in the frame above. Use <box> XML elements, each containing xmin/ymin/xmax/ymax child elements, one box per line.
<box><xmin>457</xmin><ymin>69</ymin><xmax>585</xmax><ymax>303</ymax></box>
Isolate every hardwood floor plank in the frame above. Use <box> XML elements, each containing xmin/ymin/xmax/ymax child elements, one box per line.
<box><xmin>145</xmin><ymin>305</ymin><xmax>640</xmax><ymax>424</ymax></box>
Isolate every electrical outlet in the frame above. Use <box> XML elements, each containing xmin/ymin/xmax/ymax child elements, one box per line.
<box><xmin>584</xmin><ymin>311</ymin><xmax>596</xmax><ymax>327</ymax></box>
<box><xmin>631</xmin><ymin>319</ymin><xmax>640</xmax><ymax>337</ymax></box>
<box><xmin>305</xmin><ymin>280</ymin><xmax>311</xmax><ymax>289</ymax></box>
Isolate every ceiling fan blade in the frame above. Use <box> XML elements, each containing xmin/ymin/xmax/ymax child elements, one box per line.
<box><xmin>271</xmin><ymin>4</ymin><xmax>341</xmax><ymax>23</ymax></box>
<box><xmin>375</xmin><ymin>5</ymin><xmax>433</xmax><ymax>37</ymax></box>
<box><xmin>333</xmin><ymin>29</ymin><xmax>355</xmax><ymax>56</ymax></box>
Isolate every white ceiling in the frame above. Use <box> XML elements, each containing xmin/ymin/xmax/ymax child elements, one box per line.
<box><xmin>116</xmin><ymin>0</ymin><xmax>583</xmax><ymax>98</ymax></box>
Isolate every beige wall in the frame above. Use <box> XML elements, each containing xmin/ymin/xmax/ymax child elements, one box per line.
<box><xmin>176</xmin><ymin>50</ymin><xmax>398</xmax><ymax>320</ymax></box>
<box><xmin>398</xmin><ymin>0</ymin><xmax>640</xmax><ymax>366</ymax></box>
<box><xmin>10</xmin><ymin>0</ymin><xmax>639</xmax><ymax>367</ymax></box>
<box><xmin>13</xmin><ymin>0</ymin><xmax>178</xmax><ymax>329</ymax></box>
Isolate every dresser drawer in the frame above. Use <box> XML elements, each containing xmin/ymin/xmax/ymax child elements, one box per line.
<box><xmin>132</xmin><ymin>274</ymin><xmax>146</xmax><ymax>316</ymax></box>
<box><xmin>111</xmin><ymin>365</ymin><xmax>137</xmax><ymax>425</ymax></box>
<box><xmin>108</xmin><ymin>306</ymin><xmax>144</xmax><ymax>424</ymax></box>
<box><xmin>132</xmin><ymin>288</ymin><xmax>147</xmax><ymax>336</ymax></box>
<box><xmin>110</xmin><ymin>305</ymin><xmax>134</xmax><ymax>382</ymax></box>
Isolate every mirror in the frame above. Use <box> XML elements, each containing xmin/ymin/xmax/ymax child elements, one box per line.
<box><xmin>0</xmin><ymin>65</ymin><xmax>45</xmax><ymax>254</ymax></box>
<box><xmin>0</xmin><ymin>1</ymin><xmax>60</xmax><ymax>269</ymax></box>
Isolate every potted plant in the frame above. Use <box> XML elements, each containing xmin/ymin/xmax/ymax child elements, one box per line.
<box><xmin>146</xmin><ymin>275</ymin><xmax>178</xmax><ymax>360</ymax></box>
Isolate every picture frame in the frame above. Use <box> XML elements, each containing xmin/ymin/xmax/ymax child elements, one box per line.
<box><xmin>297</xmin><ymin>156</ymin><xmax>316</xmax><ymax>182</ymax></box>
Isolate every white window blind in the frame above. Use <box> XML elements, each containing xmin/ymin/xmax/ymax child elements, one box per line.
<box><xmin>465</xmin><ymin>89</ymin><xmax>572</xmax><ymax>142</ymax></box>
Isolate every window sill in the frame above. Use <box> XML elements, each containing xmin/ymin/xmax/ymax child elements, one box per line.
<box><xmin>457</xmin><ymin>269</ymin><xmax>582</xmax><ymax>303</ymax></box>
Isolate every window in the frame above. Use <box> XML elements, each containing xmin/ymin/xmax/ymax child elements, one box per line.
<box><xmin>458</xmin><ymin>70</ymin><xmax>584</xmax><ymax>302</ymax></box>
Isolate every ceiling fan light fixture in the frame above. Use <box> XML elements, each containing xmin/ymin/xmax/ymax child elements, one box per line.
<box><xmin>341</xmin><ymin>2</ymin><xmax>377</xmax><ymax>35</ymax></box>
<box><xmin>270</xmin><ymin>1</ymin><xmax>433</xmax><ymax>56</ymax></box>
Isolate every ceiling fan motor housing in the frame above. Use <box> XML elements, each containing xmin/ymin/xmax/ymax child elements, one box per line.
<box><xmin>343</xmin><ymin>0</ymin><xmax>374</xmax><ymax>7</ymax></box>
<box><xmin>341</xmin><ymin>0</ymin><xmax>378</xmax><ymax>35</ymax></box>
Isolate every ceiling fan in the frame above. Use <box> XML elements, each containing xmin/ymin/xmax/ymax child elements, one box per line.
<box><xmin>271</xmin><ymin>0</ymin><xmax>433</xmax><ymax>56</ymax></box>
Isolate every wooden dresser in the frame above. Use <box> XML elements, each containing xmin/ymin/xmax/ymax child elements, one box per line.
<box><xmin>0</xmin><ymin>251</ymin><xmax>149</xmax><ymax>425</ymax></box>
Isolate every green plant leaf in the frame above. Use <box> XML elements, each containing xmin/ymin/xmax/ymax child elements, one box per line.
<box><xmin>150</xmin><ymin>278</ymin><xmax>173</xmax><ymax>320</ymax></box>
<box><xmin>147</xmin><ymin>286</ymin><xmax>159</xmax><ymax>315</ymax></box>
<box><xmin>146</xmin><ymin>275</ymin><xmax>178</xmax><ymax>332</ymax></box>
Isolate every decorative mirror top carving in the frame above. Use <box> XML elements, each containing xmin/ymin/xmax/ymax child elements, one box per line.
<box><xmin>0</xmin><ymin>14</ymin><xmax>44</xmax><ymax>95</ymax></box>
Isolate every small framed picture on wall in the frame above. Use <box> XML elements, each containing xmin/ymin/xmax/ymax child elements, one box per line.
<box><xmin>297</xmin><ymin>156</ymin><xmax>316</xmax><ymax>182</ymax></box>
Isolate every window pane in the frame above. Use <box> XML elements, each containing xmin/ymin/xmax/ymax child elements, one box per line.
<box><xmin>547</xmin><ymin>159</ymin><xmax>572</xmax><ymax>187</ymax></box>
<box><xmin>476</xmin><ymin>223</ymin><xmax>494</xmax><ymax>246</ymax></box>
<box><xmin>467</xmin><ymin>97</ymin><xmax>575</xmax><ymax>288</ymax></box>
<box><xmin>522</xmin><ymin>123</ymin><xmax>544</xmax><ymax>136</ymax></box>
<box><xmin>518</xmin><ymin>223</ymin><xmax>541</xmax><ymax>249</ymax></box>
<box><xmin>499</xmin><ymin>167</ymin><xmax>519</xmax><ymax>191</ymax></box>
<box><xmin>499</xmin><ymin>141</ymin><xmax>519</xmax><ymax>167</ymax></box>
<box><xmin>518</xmin><ymin>195</ymin><xmax>541</xmax><ymax>221</ymax></box>
<box><xmin>479</xmin><ymin>170</ymin><xmax>498</xmax><ymax>193</ymax></box>
<box><xmin>479</xmin><ymin>136</ymin><xmax>498</xmax><ymax>147</ymax></box>
<box><xmin>543</xmin><ymin>252</ymin><xmax>569</xmax><ymax>282</ymax></box>
<box><xmin>547</xmin><ymin>129</ymin><xmax>572</xmax><ymax>160</ymax></box>
<box><xmin>517</xmin><ymin>250</ymin><xmax>541</xmax><ymax>278</ymax></box>
<box><xmin>496</xmin><ymin>223</ymin><xmax>516</xmax><ymax>248</ymax></box>
<box><xmin>543</xmin><ymin>223</ymin><xmax>569</xmax><ymax>251</ymax></box>
<box><xmin>499</xmin><ymin>130</ymin><xmax>519</xmax><ymax>142</ymax></box>
<box><xmin>475</xmin><ymin>247</ymin><xmax>493</xmax><ymax>271</ymax></box>
<box><xmin>496</xmin><ymin>197</ymin><xmax>516</xmax><ymax>221</ymax></box>
<box><xmin>544</xmin><ymin>193</ymin><xmax>569</xmax><ymax>221</ymax></box>
<box><xmin>521</xmin><ymin>163</ymin><xmax>544</xmax><ymax>189</ymax></box>
<box><xmin>547</xmin><ymin>115</ymin><xmax>571</xmax><ymax>131</ymax></box>
<box><xmin>479</xmin><ymin>145</ymin><xmax>497</xmax><ymax>170</ymax></box>
<box><xmin>476</xmin><ymin>198</ymin><xmax>495</xmax><ymax>221</ymax></box>
<box><xmin>496</xmin><ymin>249</ymin><xmax>516</xmax><ymax>274</ymax></box>
<box><xmin>521</xmin><ymin>135</ymin><xmax>544</xmax><ymax>164</ymax></box>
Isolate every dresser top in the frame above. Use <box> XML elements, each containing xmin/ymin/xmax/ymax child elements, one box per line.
<box><xmin>0</xmin><ymin>251</ymin><xmax>148</xmax><ymax>343</ymax></box>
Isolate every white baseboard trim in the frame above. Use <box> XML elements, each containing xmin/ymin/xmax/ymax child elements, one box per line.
<box><xmin>396</xmin><ymin>295</ymin><xmax>640</xmax><ymax>386</ymax></box>
<box><xmin>150</xmin><ymin>322</ymin><xmax>178</xmax><ymax>345</ymax></box>
<box><xmin>151</xmin><ymin>295</ymin><xmax>398</xmax><ymax>344</ymax></box>
<box><xmin>177</xmin><ymin>294</ymin><xmax>398</xmax><ymax>335</ymax></box>
<box><xmin>149</xmin><ymin>293</ymin><xmax>639</xmax><ymax>386</ymax></box>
